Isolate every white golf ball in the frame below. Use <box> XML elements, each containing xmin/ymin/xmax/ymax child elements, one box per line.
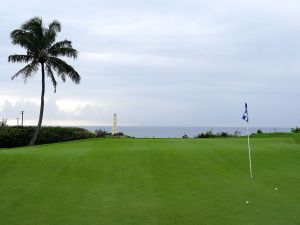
<box><xmin>275</xmin><ymin>187</ymin><xmax>278</xmax><ymax>191</ymax></box>
<box><xmin>245</xmin><ymin>201</ymin><xmax>249</xmax><ymax>204</ymax></box>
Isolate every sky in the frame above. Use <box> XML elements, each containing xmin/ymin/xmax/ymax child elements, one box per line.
<box><xmin>1</xmin><ymin>0</ymin><xmax>300</xmax><ymax>127</ymax></box>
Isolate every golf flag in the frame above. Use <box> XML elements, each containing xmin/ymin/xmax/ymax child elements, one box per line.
<box><xmin>242</xmin><ymin>102</ymin><xmax>253</xmax><ymax>180</ymax></box>
<box><xmin>242</xmin><ymin>103</ymin><xmax>249</xmax><ymax>123</ymax></box>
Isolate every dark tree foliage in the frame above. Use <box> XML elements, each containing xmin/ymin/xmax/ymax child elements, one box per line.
<box><xmin>291</xmin><ymin>127</ymin><xmax>300</xmax><ymax>133</ymax></box>
<box><xmin>0</xmin><ymin>126</ymin><xmax>95</xmax><ymax>148</ymax></box>
<box><xmin>112</xmin><ymin>132</ymin><xmax>125</xmax><ymax>137</ymax></box>
<box><xmin>195</xmin><ymin>130</ymin><xmax>234</xmax><ymax>138</ymax></box>
<box><xmin>95</xmin><ymin>129</ymin><xmax>111</xmax><ymax>137</ymax></box>
<box><xmin>257</xmin><ymin>129</ymin><xmax>263</xmax><ymax>134</ymax></box>
<box><xmin>0</xmin><ymin>119</ymin><xmax>8</xmax><ymax>127</ymax></box>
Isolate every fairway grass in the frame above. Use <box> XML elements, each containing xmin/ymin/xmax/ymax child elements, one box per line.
<box><xmin>0</xmin><ymin>136</ymin><xmax>299</xmax><ymax>225</ymax></box>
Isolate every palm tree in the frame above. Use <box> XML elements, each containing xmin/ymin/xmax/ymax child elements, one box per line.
<box><xmin>8</xmin><ymin>17</ymin><xmax>81</xmax><ymax>145</ymax></box>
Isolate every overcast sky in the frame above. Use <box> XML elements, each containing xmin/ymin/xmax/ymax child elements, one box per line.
<box><xmin>1</xmin><ymin>0</ymin><xmax>300</xmax><ymax>127</ymax></box>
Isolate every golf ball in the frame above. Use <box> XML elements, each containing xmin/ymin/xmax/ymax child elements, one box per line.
<box><xmin>275</xmin><ymin>187</ymin><xmax>278</xmax><ymax>191</ymax></box>
<box><xmin>245</xmin><ymin>201</ymin><xmax>249</xmax><ymax>204</ymax></box>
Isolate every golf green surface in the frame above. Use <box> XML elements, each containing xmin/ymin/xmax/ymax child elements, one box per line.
<box><xmin>0</xmin><ymin>135</ymin><xmax>299</xmax><ymax>225</ymax></box>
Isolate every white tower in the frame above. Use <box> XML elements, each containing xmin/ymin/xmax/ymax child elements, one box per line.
<box><xmin>112</xmin><ymin>113</ymin><xmax>117</xmax><ymax>134</ymax></box>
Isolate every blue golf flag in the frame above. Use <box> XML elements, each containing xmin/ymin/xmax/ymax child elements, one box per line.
<box><xmin>242</xmin><ymin>102</ymin><xmax>253</xmax><ymax>179</ymax></box>
<box><xmin>242</xmin><ymin>103</ymin><xmax>249</xmax><ymax>123</ymax></box>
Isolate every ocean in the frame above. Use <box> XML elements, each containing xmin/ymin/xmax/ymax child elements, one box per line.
<box><xmin>80</xmin><ymin>126</ymin><xmax>291</xmax><ymax>138</ymax></box>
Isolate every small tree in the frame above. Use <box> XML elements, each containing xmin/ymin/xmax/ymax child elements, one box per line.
<box><xmin>234</xmin><ymin>131</ymin><xmax>241</xmax><ymax>136</ymax></box>
<box><xmin>257</xmin><ymin>129</ymin><xmax>263</xmax><ymax>134</ymax></box>
<box><xmin>0</xmin><ymin>119</ymin><xmax>8</xmax><ymax>127</ymax></box>
<box><xmin>182</xmin><ymin>134</ymin><xmax>188</xmax><ymax>138</ymax></box>
<box><xmin>8</xmin><ymin>17</ymin><xmax>81</xmax><ymax>145</ymax></box>
<box><xmin>95</xmin><ymin>129</ymin><xmax>111</xmax><ymax>137</ymax></box>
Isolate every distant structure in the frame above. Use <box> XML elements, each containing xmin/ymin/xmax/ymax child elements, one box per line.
<box><xmin>112</xmin><ymin>113</ymin><xmax>117</xmax><ymax>135</ymax></box>
<box><xmin>21</xmin><ymin>110</ymin><xmax>24</xmax><ymax>126</ymax></box>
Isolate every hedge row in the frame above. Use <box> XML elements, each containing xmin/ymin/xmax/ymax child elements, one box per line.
<box><xmin>0</xmin><ymin>126</ymin><xmax>96</xmax><ymax>148</ymax></box>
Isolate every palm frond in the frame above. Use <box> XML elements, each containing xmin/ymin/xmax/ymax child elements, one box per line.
<box><xmin>48</xmin><ymin>40</ymin><xmax>72</xmax><ymax>50</ymax></box>
<box><xmin>8</xmin><ymin>54</ymin><xmax>33</xmax><ymax>63</ymax></box>
<box><xmin>21</xmin><ymin>17</ymin><xmax>43</xmax><ymax>38</ymax></box>
<box><xmin>48</xmin><ymin>20</ymin><xmax>61</xmax><ymax>32</ymax></box>
<box><xmin>20</xmin><ymin>17</ymin><xmax>46</xmax><ymax>51</ymax></box>
<box><xmin>48</xmin><ymin>47</ymin><xmax>78</xmax><ymax>59</ymax></box>
<box><xmin>45</xmin><ymin>64</ymin><xmax>57</xmax><ymax>93</ymax></box>
<box><xmin>47</xmin><ymin>39</ymin><xmax>77</xmax><ymax>59</ymax></box>
<box><xmin>43</xmin><ymin>20</ymin><xmax>61</xmax><ymax>48</ymax></box>
<box><xmin>43</xmin><ymin>29</ymin><xmax>56</xmax><ymax>48</ymax></box>
<box><xmin>10</xmin><ymin>29</ymin><xmax>36</xmax><ymax>50</ymax></box>
<box><xmin>47</xmin><ymin>57</ymin><xmax>80</xmax><ymax>84</ymax></box>
<box><xmin>11</xmin><ymin>62</ymin><xmax>39</xmax><ymax>81</ymax></box>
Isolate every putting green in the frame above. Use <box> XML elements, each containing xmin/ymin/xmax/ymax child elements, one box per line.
<box><xmin>0</xmin><ymin>135</ymin><xmax>299</xmax><ymax>225</ymax></box>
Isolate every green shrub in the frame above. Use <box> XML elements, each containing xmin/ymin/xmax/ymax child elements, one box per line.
<box><xmin>291</xmin><ymin>127</ymin><xmax>300</xmax><ymax>133</ymax></box>
<box><xmin>195</xmin><ymin>130</ymin><xmax>215</xmax><ymax>138</ymax></box>
<box><xmin>182</xmin><ymin>134</ymin><xmax>188</xmax><ymax>138</ymax></box>
<box><xmin>112</xmin><ymin>132</ymin><xmax>124</xmax><ymax>137</ymax></box>
<box><xmin>95</xmin><ymin>129</ymin><xmax>111</xmax><ymax>137</ymax></box>
<box><xmin>195</xmin><ymin>130</ymin><xmax>234</xmax><ymax>138</ymax></box>
<box><xmin>0</xmin><ymin>126</ymin><xmax>96</xmax><ymax>148</ymax></box>
<box><xmin>257</xmin><ymin>129</ymin><xmax>263</xmax><ymax>134</ymax></box>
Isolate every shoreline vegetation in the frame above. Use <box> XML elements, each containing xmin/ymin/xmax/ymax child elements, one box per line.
<box><xmin>0</xmin><ymin>126</ymin><xmax>95</xmax><ymax>148</ymax></box>
<box><xmin>0</xmin><ymin>123</ymin><xmax>299</xmax><ymax>148</ymax></box>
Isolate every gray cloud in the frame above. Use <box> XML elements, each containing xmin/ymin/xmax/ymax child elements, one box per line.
<box><xmin>1</xmin><ymin>0</ymin><xmax>300</xmax><ymax>127</ymax></box>
<box><xmin>0</xmin><ymin>98</ymin><xmax>111</xmax><ymax>126</ymax></box>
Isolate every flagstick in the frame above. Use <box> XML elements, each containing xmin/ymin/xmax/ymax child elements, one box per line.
<box><xmin>246</xmin><ymin>122</ymin><xmax>253</xmax><ymax>180</ymax></box>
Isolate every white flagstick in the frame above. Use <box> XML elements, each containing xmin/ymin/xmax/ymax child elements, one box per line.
<box><xmin>246</xmin><ymin>122</ymin><xmax>253</xmax><ymax>179</ymax></box>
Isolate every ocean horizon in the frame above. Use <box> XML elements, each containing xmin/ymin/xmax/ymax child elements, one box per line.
<box><xmin>80</xmin><ymin>126</ymin><xmax>291</xmax><ymax>138</ymax></box>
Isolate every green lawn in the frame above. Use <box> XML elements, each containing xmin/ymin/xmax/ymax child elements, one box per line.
<box><xmin>0</xmin><ymin>135</ymin><xmax>299</xmax><ymax>225</ymax></box>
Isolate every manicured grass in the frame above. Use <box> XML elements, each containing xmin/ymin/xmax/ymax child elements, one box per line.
<box><xmin>0</xmin><ymin>135</ymin><xmax>299</xmax><ymax>225</ymax></box>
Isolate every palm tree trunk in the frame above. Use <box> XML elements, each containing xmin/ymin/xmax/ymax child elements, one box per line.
<box><xmin>29</xmin><ymin>63</ymin><xmax>45</xmax><ymax>146</ymax></box>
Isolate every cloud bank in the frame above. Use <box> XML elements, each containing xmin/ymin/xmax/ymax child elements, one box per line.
<box><xmin>1</xmin><ymin>0</ymin><xmax>300</xmax><ymax>126</ymax></box>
